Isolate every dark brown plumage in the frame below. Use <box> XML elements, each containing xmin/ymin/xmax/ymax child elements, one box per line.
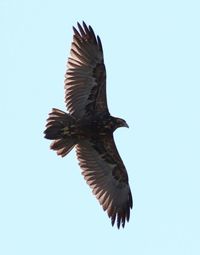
<box><xmin>44</xmin><ymin>22</ymin><xmax>132</xmax><ymax>228</ymax></box>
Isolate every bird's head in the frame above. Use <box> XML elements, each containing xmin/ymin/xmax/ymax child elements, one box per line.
<box><xmin>115</xmin><ymin>117</ymin><xmax>129</xmax><ymax>129</ymax></box>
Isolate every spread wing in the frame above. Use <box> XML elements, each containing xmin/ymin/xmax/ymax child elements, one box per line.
<box><xmin>76</xmin><ymin>136</ymin><xmax>132</xmax><ymax>228</ymax></box>
<box><xmin>65</xmin><ymin>22</ymin><xmax>108</xmax><ymax>118</ymax></box>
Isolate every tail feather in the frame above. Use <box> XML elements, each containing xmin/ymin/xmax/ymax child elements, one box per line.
<box><xmin>51</xmin><ymin>139</ymin><xmax>75</xmax><ymax>157</ymax></box>
<box><xmin>44</xmin><ymin>108</ymin><xmax>76</xmax><ymax>157</ymax></box>
<box><xmin>44</xmin><ymin>108</ymin><xmax>74</xmax><ymax>140</ymax></box>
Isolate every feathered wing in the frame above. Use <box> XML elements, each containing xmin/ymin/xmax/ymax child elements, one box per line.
<box><xmin>65</xmin><ymin>22</ymin><xmax>109</xmax><ymax>118</ymax></box>
<box><xmin>76</xmin><ymin>136</ymin><xmax>132</xmax><ymax>228</ymax></box>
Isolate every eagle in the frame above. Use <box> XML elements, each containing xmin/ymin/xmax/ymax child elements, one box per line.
<box><xmin>44</xmin><ymin>22</ymin><xmax>132</xmax><ymax>228</ymax></box>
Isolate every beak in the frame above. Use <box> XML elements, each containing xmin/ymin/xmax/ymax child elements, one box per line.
<box><xmin>124</xmin><ymin>122</ymin><xmax>129</xmax><ymax>128</ymax></box>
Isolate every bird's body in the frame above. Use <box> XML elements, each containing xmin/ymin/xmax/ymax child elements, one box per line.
<box><xmin>44</xmin><ymin>22</ymin><xmax>132</xmax><ymax>228</ymax></box>
<box><xmin>75</xmin><ymin>114</ymin><xmax>128</xmax><ymax>136</ymax></box>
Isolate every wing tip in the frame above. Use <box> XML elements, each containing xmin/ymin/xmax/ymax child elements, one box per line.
<box><xmin>72</xmin><ymin>21</ymin><xmax>100</xmax><ymax>47</ymax></box>
<box><xmin>110</xmin><ymin>209</ymin><xmax>131</xmax><ymax>229</ymax></box>
<box><xmin>110</xmin><ymin>191</ymin><xmax>133</xmax><ymax>229</ymax></box>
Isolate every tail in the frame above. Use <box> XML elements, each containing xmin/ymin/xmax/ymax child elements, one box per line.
<box><xmin>44</xmin><ymin>108</ymin><xmax>76</xmax><ymax>157</ymax></box>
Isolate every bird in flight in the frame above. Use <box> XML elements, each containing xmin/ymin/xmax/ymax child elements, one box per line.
<box><xmin>44</xmin><ymin>21</ymin><xmax>132</xmax><ymax>228</ymax></box>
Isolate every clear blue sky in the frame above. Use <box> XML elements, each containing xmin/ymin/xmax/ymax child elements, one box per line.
<box><xmin>1</xmin><ymin>0</ymin><xmax>200</xmax><ymax>254</ymax></box>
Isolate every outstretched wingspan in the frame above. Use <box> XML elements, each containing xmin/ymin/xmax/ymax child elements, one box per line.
<box><xmin>76</xmin><ymin>136</ymin><xmax>132</xmax><ymax>228</ymax></box>
<box><xmin>44</xmin><ymin>22</ymin><xmax>133</xmax><ymax>229</ymax></box>
<box><xmin>65</xmin><ymin>22</ymin><xmax>108</xmax><ymax>118</ymax></box>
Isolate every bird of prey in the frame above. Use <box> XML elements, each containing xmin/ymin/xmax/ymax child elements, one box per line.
<box><xmin>44</xmin><ymin>22</ymin><xmax>132</xmax><ymax>228</ymax></box>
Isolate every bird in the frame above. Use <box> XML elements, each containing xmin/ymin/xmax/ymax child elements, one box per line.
<box><xmin>44</xmin><ymin>21</ymin><xmax>132</xmax><ymax>228</ymax></box>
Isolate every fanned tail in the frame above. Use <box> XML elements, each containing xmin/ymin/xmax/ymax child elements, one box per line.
<box><xmin>44</xmin><ymin>108</ymin><xmax>76</xmax><ymax>157</ymax></box>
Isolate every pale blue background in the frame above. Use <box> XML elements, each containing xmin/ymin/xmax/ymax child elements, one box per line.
<box><xmin>1</xmin><ymin>0</ymin><xmax>200</xmax><ymax>254</ymax></box>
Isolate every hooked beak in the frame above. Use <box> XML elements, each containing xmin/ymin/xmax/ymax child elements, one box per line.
<box><xmin>124</xmin><ymin>122</ymin><xmax>129</xmax><ymax>128</ymax></box>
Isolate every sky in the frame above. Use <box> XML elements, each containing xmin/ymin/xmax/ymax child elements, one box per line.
<box><xmin>1</xmin><ymin>0</ymin><xmax>200</xmax><ymax>254</ymax></box>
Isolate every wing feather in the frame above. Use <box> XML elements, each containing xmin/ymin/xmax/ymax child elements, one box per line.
<box><xmin>76</xmin><ymin>136</ymin><xmax>132</xmax><ymax>228</ymax></box>
<box><xmin>65</xmin><ymin>22</ymin><xmax>109</xmax><ymax>118</ymax></box>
